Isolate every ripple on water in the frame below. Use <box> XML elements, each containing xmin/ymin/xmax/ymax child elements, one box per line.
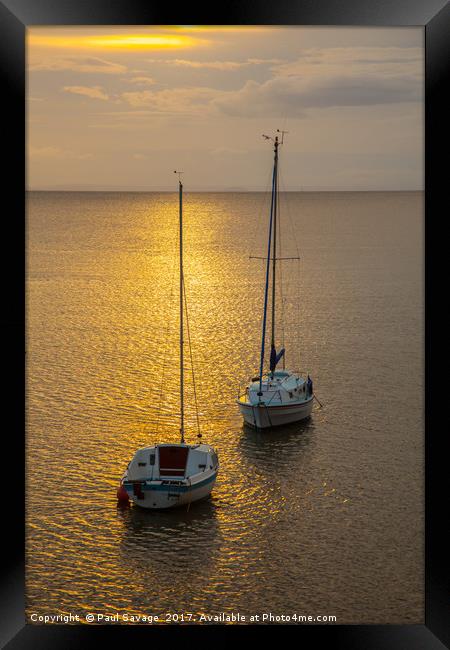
<box><xmin>26</xmin><ymin>191</ymin><xmax>424</xmax><ymax>623</ymax></box>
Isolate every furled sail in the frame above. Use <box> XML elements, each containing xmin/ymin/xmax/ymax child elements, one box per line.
<box><xmin>269</xmin><ymin>344</ymin><xmax>285</xmax><ymax>372</ymax></box>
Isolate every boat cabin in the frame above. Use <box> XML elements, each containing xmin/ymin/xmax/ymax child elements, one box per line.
<box><xmin>126</xmin><ymin>443</ymin><xmax>218</xmax><ymax>482</ymax></box>
<box><xmin>245</xmin><ymin>370</ymin><xmax>310</xmax><ymax>405</ymax></box>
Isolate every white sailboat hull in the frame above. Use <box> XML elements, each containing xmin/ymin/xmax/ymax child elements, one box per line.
<box><xmin>238</xmin><ymin>396</ymin><xmax>313</xmax><ymax>429</ymax></box>
<box><xmin>123</xmin><ymin>470</ymin><xmax>218</xmax><ymax>510</ymax></box>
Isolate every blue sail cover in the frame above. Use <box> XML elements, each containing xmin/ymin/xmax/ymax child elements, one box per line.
<box><xmin>270</xmin><ymin>345</ymin><xmax>285</xmax><ymax>372</ymax></box>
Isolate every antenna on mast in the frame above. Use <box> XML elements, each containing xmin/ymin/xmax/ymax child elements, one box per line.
<box><xmin>277</xmin><ymin>129</ymin><xmax>289</xmax><ymax>145</ymax></box>
<box><xmin>174</xmin><ymin>170</ymin><xmax>184</xmax><ymax>184</ymax></box>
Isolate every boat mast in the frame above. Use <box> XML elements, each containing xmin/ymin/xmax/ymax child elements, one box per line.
<box><xmin>258</xmin><ymin>136</ymin><xmax>278</xmax><ymax>396</ymax></box>
<box><xmin>271</xmin><ymin>137</ymin><xmax>279</xmax><ymax>349</ymax></box>
<box><xmin>175</xmin><ymin>171</ymin><xmax>185</xmax><ymax>443</ymax></box>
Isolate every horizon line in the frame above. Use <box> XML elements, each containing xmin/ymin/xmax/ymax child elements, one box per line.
<box><xmin>26</xmin><ymin>187</ymin><xmax>424</xmax><ymax>193</ymax></box>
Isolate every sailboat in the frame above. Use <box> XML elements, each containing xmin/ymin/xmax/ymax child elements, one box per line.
<box><xmin>237</xmin><ymin>131</ymin><xmax>314</xmax><ymax>429</ymax></box>
<box><xmin>117</xmin><ymin>173</ymin><xmax>219</xmax><ymax>509</ymax></box>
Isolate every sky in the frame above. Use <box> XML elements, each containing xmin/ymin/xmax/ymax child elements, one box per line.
<box><xmin>27</xmin><ymin>26</ymin><xmax>424</xmax><ymax>191</ymax></box>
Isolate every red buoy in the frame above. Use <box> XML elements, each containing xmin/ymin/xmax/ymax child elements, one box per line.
<box><xmin>117</xmin><ymin>483</ymin><xmax>129</xmax><ymax>504</ymax></box>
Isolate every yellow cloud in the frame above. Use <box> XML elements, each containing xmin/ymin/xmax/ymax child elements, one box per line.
<box><xmin>28</xmin><ymin>33</ymin><xmax>207</xmax><ymax>51</ymax></box>
<box><xmin>127</xmin><ymin>76</ymin><xmax>156</xmax><ymax>86</ymax></box>
<box><xmin>121</xmin><ymin>86</ymin><xmax>220</xmax><ymax>115</ymax></box>
<box><xmin>28</xmin><ymin>56</ymin><xmax>127</xmax><ymax>74</ymax></box>
<box><xmin>63</xmin><ymin>86</ymin><xmax>109</xmax><ymax>100</ymax></box>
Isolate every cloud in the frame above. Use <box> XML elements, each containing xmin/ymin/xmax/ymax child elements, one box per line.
<box><xmin>271</xmin><ymin>47</ymin><xmax>422</xmax><ymax>77</ymax></box>
<box><xmin>117</xmin><ymin>47</ymin><xmax>422</xmax><ymax>119</ymax></box>
<box><xmin>28</xmin><ymin>146</ymin><xmax>62</xmax><ymax>158</ymax></box>
<box><xmin>63</xmin><ymin>85</ymin><xmax>109</xmax><ymax>100</ymax></box>
<box><xmin>29</xmin><ymin>146</ymin><xmax>93</xmax><ymax>160</ymax></box>
<box><xmin>96</xmin><ymin>110</ymin><xmax>156</xmax><ymax>117</ymax></box>
<box><xmin>121</xmin><ymin>86</ymin><xmax>219</xmax><ymax>115</ymax></box>
<box><xmin>213</xmin><ymin>74</ymin><xmax>420</xmax><ymax>118</ymax></box>
<box><xmin>127</xmin><ymin>76</ymin><xmax>156</xmax><ymax>86</ymax></box>
<box><xmin>213</xmin><ymin>47</ymin><xmax>423</xmax><ymax>117</ymax></box>
<box><xmin>46</xmin><ymin>45</ymin><xmax>423</xmax><ymax>126</ymax></box>
<box><xmin>28</xmin><ymin>56</ymin><xmax>127</xmax><ymax>74</ymax></box>
<box><xmin>28</xmin><ymin>32</ymin><xmax>209</xmax><ymax>51</ymax></box>
<box><xmin>145</xmin><ymin>57</ymin><xmax>284</xmax><ymax>70</ymax></box>
<box><xmin>168</xmin><ymin>59</ymin><xmax>244</xmax><ymax>70</ymax></box>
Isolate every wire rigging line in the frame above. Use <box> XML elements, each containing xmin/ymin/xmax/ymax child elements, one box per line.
<box><xmin>244</xmin><ymin>160</ymin><xmax>273</xmax><ymax>375</ymax></box>
<box><xmin>277</xmin><ymin>183</ymin><xmax>286</xmax><ymax>365</ymax></box>
<box><xmin>278</xmin><ymin>169</ymin><xmax>302</xmax><ymax>370</ymax></box>
<box><xmin>278</xmin><ymin>170</ymin><xmax>300</xmax><ymax>260</ymax></box>
<box><xmin>154</xmin><ymin>233</ymin><xmax>178</xmax><ymax>437</ymax></box>
<box><xmin>246</xmin><ymin>164</ymin><xmax>274</xmax><ymax>261</ymax></box>
<box><xmin>182</xmin><ymin>272</ymin><xmax>202</xmax><ymax>438</ymax></box>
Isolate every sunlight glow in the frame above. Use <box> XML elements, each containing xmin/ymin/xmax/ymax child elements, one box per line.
<box><xmin>28</xmin><ymin>33</ymin><xmax>206</xmax><ymax>50</ymax></box>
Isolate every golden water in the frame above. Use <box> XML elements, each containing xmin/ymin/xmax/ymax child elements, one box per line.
<box><xmin>26</xmin><ymin>191</ymin><xmax>423</xmax><ymax>623</ymax></box>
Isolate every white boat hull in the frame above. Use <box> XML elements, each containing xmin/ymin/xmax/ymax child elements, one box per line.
<box><xmin>123</xmin><ymin>470</ymin><xmax>218</xmax><ymax>510</ymax></box>
<box><xmin>238</xmin><ymin>397</ymin><xmax>313</xmax><ymax>429</ymax></box>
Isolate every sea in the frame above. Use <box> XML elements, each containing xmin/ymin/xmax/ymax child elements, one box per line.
<box><xmin>26</xmin><ymin>190</ymin><xmax>424</xmax><ymax>624</ymax></box>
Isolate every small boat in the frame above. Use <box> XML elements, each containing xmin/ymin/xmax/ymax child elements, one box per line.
<box><xmin>118</xmin><ymin>173</ymin><xmax>219</xmax><ymax>509</ymax></box>
<box><xmin>237</xmin><ymin>131</ymin><xmax>315</xmax><ymax>429</ymax></box>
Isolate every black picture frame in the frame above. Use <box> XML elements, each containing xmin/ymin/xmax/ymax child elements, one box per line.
<box><xmin>1</xmin><ymin>1</ymin><xmax>448</xmax><ymax>647</ymax></box>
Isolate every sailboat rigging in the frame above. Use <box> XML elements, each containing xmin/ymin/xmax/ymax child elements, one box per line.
<box><xmin>237</xmin><ymin>131</ymin><xmax>314</xmax><ymax>429</ymax></box>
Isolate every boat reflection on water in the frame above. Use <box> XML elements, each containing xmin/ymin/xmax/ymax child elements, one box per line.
<box><xmin>235</xmin><ymin>418</ymin><xmax>319</xmax><ymax>521</ymax></box>
<box><xmin>239</xmin><ymin>417</ymin><xmax>316</xmax><ymax>472</ymax></box>
<box><xmin>118</xmin><ymin>493</ymin><xmax>219</xmax><ymax>527</ymax></box>
<box><xmin>117</xmin><ymin>497</ymin><xmax>222</xmax><ymax>606</ymax></box>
